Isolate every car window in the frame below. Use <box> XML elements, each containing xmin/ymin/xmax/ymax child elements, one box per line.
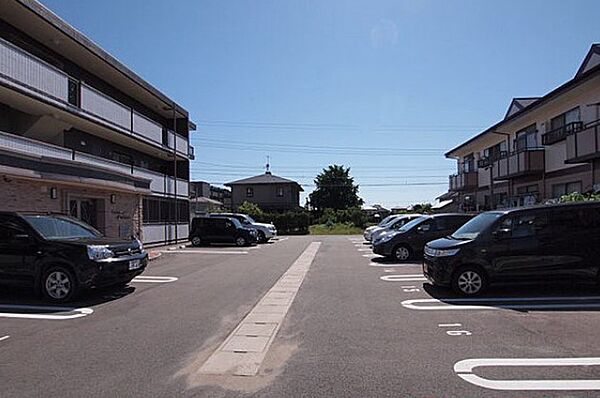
<box><xmin>398</xmin><ymin>216</ymin><xmax>427</xmax><ymax>232</ymax></box>
<box><xmin>0</xmin><ymin>218</ymin><xmax>28</xmax><ymax>241</ymax></box>
<box><xmin>510</xmin><ymin>212</ymin><xmax>547</xmax><ymax>238</ymax></box>
<box><xmin>23</xmin><ymin>215</ymin><xmax>100</xmax><ymax>240</ymax></box>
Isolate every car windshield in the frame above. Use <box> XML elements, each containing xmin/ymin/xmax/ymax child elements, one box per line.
<box><xmin>244</xmin><ymin>215</ymin><xmax>256</xmax><ymax>224</ymax></box>
<box><xmin>450</xmin><ymin>212</ymin><xmax>503</xmax><ymax>240</ymax></box>
<box><xmin>377</xmin><ymin>215</ymin><xmax>394</xmax><ymax>226</ymax></box>
<box><xmin>229</xmin><ymin>218</ymin><xmax>243</xmax><ymax>228</ymax></box>
<box><xmin>397</xmin><ymin>216</ymin><xmax>427</xmax><ymax>232</ymax></box>
<box><xmin>24</xmin><ymin>215</ymin><xmax>101</xmax><ymax>240</ymax></box>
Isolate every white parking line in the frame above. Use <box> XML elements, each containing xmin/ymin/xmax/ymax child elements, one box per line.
<box><xmin>163</xmin><ymin>250</ymin><xmax>248</xmax><ymax>254</ymax></box>
<box><xmin>0</xmin><ymin>305</ymin><xmax>93</xmax><ymax>320</ymax></box>
<box><xmin>369</xmin><ymin>262</ymin><xmax>421</xmax><ymax>267</ymax></box>
<box><xmin>380</xmin><ymin>274</ymin><xmax>427</xmax><ymax>282</ymax></box>
<box><xmin>132</xmin><ymin>276</ymin><xmax>178</xmax><ymax>283</ymax></box>
<box><xmin>0</xmin><ymin>335</ymin><xmax>9</xmax><ymax>342</ymax></box>
<box><xmin>357</xmin><ymin>248</ymin><xmax>372</xmax><ymax>252</ymax></box>
<box><xmin>275</xmin><ymin>237</ymin><xmax>289</xmax><ymax>242</ymax></box>
<box><xmin>455</xmin><ymin>357</ymin><xmax>600</xmax><ymax>390</ymax></box>
<box><xmin>401</xmin><ymin>296</ymin><xmax>600</xmax><ymax>311</ymax></box>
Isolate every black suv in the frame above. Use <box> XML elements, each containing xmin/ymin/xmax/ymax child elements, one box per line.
<box><xmin>372</xmin><ymin>214</ymin><xmax>473</xmax><ymax>261</ymax></box>
<box><xmin>189</xmin><ymin>216</ymin><xmax>258</xmax><ymax>247</ymax></box>
<box><xmin>424</xmin><ymin>202</ymin><xmax>600</xmax><ymax>296</ymax></box>
<box><xmin>0</xmin><ymin>212</ymin><xmax>148</xmax><ymax>302</ymax></box>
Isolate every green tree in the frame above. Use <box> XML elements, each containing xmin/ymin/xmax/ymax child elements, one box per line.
<box><xmin>309</xmin><ymin>165</ymin><xmax>363</xmax><ymax>211</ymax></box>
<box><xmin>237</xmin><ymin>201</ymin><xmax>264</xmax><ymax>218</ymax></box>
<box><xmin>411</xmin><ymin>203</ymin><xmax>433</xmax><ymax>214</ymax></box>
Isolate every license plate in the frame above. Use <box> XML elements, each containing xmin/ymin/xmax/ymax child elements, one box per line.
<box><xmin>128</xmin><ymin>259</ymin><xmax>141</xmax><ymax>270</ymax></box>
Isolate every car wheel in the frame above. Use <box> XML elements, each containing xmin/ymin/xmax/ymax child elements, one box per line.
<box><xmin>191</xmin><ymin>236</ymin><xmax>202</xmax><ymax>247</ymax></box>
<box><xmin>42</xmin><ymin>266</ymin><xmax>77</xmax><ymax>303</ymax></box>
<box><xmin>257</xmin><ymin>231</ymin><xmax>267</xmax><ymax>243</ymax></box>
<box><xmin>235</xmin><ymin>236</ymin><xmax>247</xmax><ymax>247</ymax></box>
<box><xmin>393</xmin><ymin>245</ymin><xmax>412</xmax><ymax>261</ymax></box>
<box><xmin>452</xmin><ymin>266</ymin><xmax>487</xmax><ymax>296</ymax></box>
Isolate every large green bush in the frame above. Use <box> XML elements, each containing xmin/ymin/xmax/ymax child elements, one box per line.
<box><xmin>255</xmin><ymin>211</ymin><xmax>311</xmax><ymax>235</ymax></box>
<box><xmin>315</xmin><ymin>207</ymin><xmax>366</xmax><ymax>228</ymax></box>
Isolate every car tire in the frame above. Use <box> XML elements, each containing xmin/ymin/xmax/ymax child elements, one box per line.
<box><xmin>191</xmin><ymin>236</ymin><xmax>202</xmax><ymax>247</ymax></box>
<box><xmin>41</xmin><ymin>265</ymin><xmax>78</xmax><ymax>303</ymax></box>
<box><xmin>452</xmin><ymin>266</ymin><xmax>487</xmax><ymax>296</ymax></box>
<box><xmin>257</xmin><ymin>231</ymin><xmax>267</xmax><ymax>244</ymax></box>
<box><xmin>392</xmin><ymin>244</ymin><xmax>412</xmax><ymax>261</ymax></box>
<box><xmin>235</xmin><ymin>236</ymin><xmax>248</xmax><ymax>247</ymax></box>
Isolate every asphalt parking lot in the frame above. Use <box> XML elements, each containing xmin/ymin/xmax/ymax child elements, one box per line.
<box><xmin>2</xmin><ymin>235</ymin><xmax>600</xmax><ymax>397</ymax></box>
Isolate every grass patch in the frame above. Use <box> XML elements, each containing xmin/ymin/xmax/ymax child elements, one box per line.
<box><xmin>309</xmin><ymin>222</ymin><xmax>363</xmax><ymax>235</ymax></box>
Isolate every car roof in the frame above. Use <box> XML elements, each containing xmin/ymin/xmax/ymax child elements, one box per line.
<box><xmin>488</xmin><ymin>201</ymin><xmax>600</xmax><ymax>216</ymax></box>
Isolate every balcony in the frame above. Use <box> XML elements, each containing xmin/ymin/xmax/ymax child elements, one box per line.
<box><xmin>566</xmin><ymin>120</ymin><xmax>600</xmax><ymax>163</ymax></box>
<box><xmin>0</xmin><ymin>130</ymin><xmax>188</xmax><ymax>198</ymax></box>
<box><xmin>541</xmin><ymin>121</ymin><xmax>584</xmax><ymax>146</ymax></box>
<box><xmin>0</xmin><ymin>37</ymin><xmax>191</xmax><ymax>159</ymax></box>
<box><xmin>449</xmin><ymin>171</ymin><xmax>478</xmax><ymax>191</ymax></box>
<box><xmin>492</xmin><ymin>148</ymin><xmax>545</xmax><ymax>180</ymax></box>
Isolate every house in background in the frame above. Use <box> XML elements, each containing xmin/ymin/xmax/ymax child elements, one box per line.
<box><xmin>444</xmin><ymin>43</ymin><xmax>600</xmax><ymax>211</ymax></box>
<box><xmin>0</xmin><ymin>0</ymin><xmax>194</xmax><ymax>245</ymax></box>
<box><xmin>225</xmin><ymin>172</ymin><xmax>303</xmax><ymax>212</ymax></box>
<box><xmin>189</xmin><ymin>181</ymin><xmax>231</xmax><ymax>214</ymax></box>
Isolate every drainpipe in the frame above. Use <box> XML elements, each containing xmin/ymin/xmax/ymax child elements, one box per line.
<box><xmin>172</xmin><ymin>104</ymin><xmax>178</xmax><ymax>244</ymax></box>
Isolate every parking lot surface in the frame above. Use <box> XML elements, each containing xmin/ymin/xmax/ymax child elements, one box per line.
<box><xmin>2</xmin><ymin>235</ymin><xmax>600</xmax><ymax>397</ymax></box>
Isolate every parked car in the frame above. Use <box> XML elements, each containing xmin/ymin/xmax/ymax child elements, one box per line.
<box><xmin>190</xmin><ymin>216</ymin><xmax>258</xmax><ymax>247</ymax></box>
<box><xmin>423</xmin><ymin>202</ymin><xmax>600</xmax><ymax>296</ymax></box>
<box><xmin>0</xmin><ymin>212</ymin><xmax>147</xmax><ymax>303</ymax></box>
<box><xmin>210</xmin><ymin>213</ymin><xmax>276</xmax><ymax>243</ymax></box>
<box><xmin>370</xmin><ymin>214</ymin><xmax>422</xmax><ymax>243</ymax></box>
<box><xmin>372</xmin><ymin>214</ymin><xmax>473</xmax><ymax>261</ymax></box>
<box><xmin>363</xmin><ymin>214</ymin><xmax>403</xmax><ymax>242</ymax></box>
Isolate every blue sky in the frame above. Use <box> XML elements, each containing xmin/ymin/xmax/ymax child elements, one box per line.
<box><xmin>42</xmin><ymin>0</ymin><xmax>600</xmax><ymax>208</ymax></box>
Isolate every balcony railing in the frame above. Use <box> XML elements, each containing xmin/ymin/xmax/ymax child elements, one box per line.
<box><xmin>542</xmin><ymin>121</ymin><xmax>584</xmax><ymax>145</ymax></box>
<box><xmin>0</xmin><ymin>38</ymin><xmax>192</xmax><ymax>159</ymax></box>
<box><xmin>566</xmin><ymin>120</ymin><xmax>600</xmax><ymax>163</ymax></box>
<box><xmin>0</xmin><ymin>130</ymin><xmax>188</xmax><ymax>197</ymax></box>
<box><xmin>492</xmin><ymin>148</ymin><xmax>545</xmax><ymax>180</ymax></box>
<box><xmin>449</xmin><ymin>171</ymin><xmax>478</xmax><ymax>191</ymax></box>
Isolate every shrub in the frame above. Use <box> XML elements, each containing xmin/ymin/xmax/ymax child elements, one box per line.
<box><xmin>254</xmin><ymin>211</ymin><xmax>310</xmax><ymax>235</ymax></box>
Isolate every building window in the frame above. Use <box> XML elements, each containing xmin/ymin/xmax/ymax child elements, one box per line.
<box><xmin>276</xmin><ymin>187</ymin><xmax>284</xmax><ymax>197</ymax></box>
<box><xmin>246</xmin><ymin>187</ymin><xmax>254</xmax><ymax>197</ymax></box>
<box><xmin>143</xmin><ymin>197</ymin><xmax>189</xmax><ymax>224</ymax></box>
<box><xmin>552</xmin><ymin>181</ymin><xmax>582</xmax><ymax>198</ymax></box>
<box><xmin>550</xmin><ymin>107</ymin><xmax>580</xmax><ymax>132</ymax></box>
<box><xmin>462</xmin><ymin>154</ymin><xmax>475</xmax><ymax>173</ymax></box>
<box><xmin>514</xmin><ymin>124</ymin><xmax>537</xmax><ymax>152</ymax></box>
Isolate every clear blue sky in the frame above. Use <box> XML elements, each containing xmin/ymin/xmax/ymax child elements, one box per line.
<box><xmin>42</xmin><ymin>0</ymin><xmax>600</xmax><ymax>208</ymax></box>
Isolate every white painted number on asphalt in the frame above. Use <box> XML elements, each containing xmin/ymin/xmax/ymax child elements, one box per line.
<box><xmin>0</xmin><ymin>305</ymin><xmax>93</xmax><ymax>320</ymax></box>
<box><xmin>131</xmin><ymin>276</ymin><xmax>179</xmax><ymax>283</ymax></box>
<box><xmin>454</xmin><ymin>357</ymin><xmax>600</xmax><ymax>390</ymax></box>
<box><xmin>439</xmin><ymin>323</ymin><xmax>471</xmax><ymax>336</ymax></box>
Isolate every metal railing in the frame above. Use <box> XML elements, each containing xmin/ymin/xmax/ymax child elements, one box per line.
<box><xmin>0</xmin><ymin>130</ymin><xmax>189</xmax><ymax>197</ymax></box>
<box><xmin>566</xmin><ymin>119</ymin><xmax>600</xmax><ymax>162</ymax></box>
<box><xmin>542</xmin><ymin>121</ymin><xmax>584</xmax><ymax>145</ymax></box>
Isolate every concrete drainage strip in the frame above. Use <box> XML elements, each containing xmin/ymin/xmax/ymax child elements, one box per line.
<box><xmin>198</xmin><ymin>242</ymin><xmax>321</xmax><ymax>377</ymax></box>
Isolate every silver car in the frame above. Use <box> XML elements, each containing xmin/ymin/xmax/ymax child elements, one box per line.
<box><xmin>370</xmin><ymin>214</ymin><xmax>422</xmax><ymax>242</ymax></box>
<box><xmin>363</xmin><ymin>214</ymin><xmax>403</xmax><ymax>242</ymax></box>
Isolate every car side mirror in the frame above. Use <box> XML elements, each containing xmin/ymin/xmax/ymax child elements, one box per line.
<box><xmin>493</xmin><ymin>228</ymin><xmax>511</xmax><ymax>239</ymax></box>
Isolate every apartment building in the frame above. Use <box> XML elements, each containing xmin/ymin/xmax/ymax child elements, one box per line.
<box><xmin>189</xmin><ymin>181</ymin><xmax>231</xmax><ymax>214</ymax></box>
<box><xmin>446</xmin><ymin>43</ymin><xmax>600</xmax><ymax>211</ymax></box>
<box><xmin>0</xmin><ymin>0</ymin><xmax>195</xmax><ymax>244</ymax></box>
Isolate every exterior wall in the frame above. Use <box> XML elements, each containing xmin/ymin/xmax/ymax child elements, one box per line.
<box><xmin>544</xmin><ymin>165</ymin><xmax>594</xmax><ymax>199</ymax></box>
<box><xmin>231</xmin><ymin>183</ymin><xmax>300</xmax><ymax>211</ymax></box>
<box><xmin>0</xmin><ymin>177</ymin><xmax>142</xmax><ymax>238</ymax></box>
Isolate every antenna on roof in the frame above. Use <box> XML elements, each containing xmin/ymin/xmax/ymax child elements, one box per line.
<box><xmin>265</xmin><ymin>155</ymin><xmax>271</xmax><ymax>175</ymax></box>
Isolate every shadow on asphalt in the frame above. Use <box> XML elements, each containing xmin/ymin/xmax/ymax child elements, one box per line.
<box><xmin>0</xmin><ymin>284</ymin><xmax>137</xmax><ymax>309</ymax></box>
<box><xmin>421</xmin><ymin>282</ymin><xmax>600</xmax><ymax>312</ymax></box>
<box><xmin>370</xmin><ymin>256</ymin><xmax>421</xmax><ymax>265</ymax></box>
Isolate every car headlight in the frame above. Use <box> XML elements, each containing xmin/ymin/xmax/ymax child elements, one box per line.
<box><xmin>377</xmin><ymin>234</ymin><xmax>394</xmax><ymax>244</ymax></box>
<box><xmin>87</xmin><ymin>245</ymin><xmax>114</xmax><ymax>261</ymax></box>
<box><xmin>135</xmin><ymin>238</ymin><xmax>143</xmax><ymax>252</ymax></box>
<box><xmin>425</xmin><ymin>247</ymin><xmax>460</xmax><ymax>257</ymax></box>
